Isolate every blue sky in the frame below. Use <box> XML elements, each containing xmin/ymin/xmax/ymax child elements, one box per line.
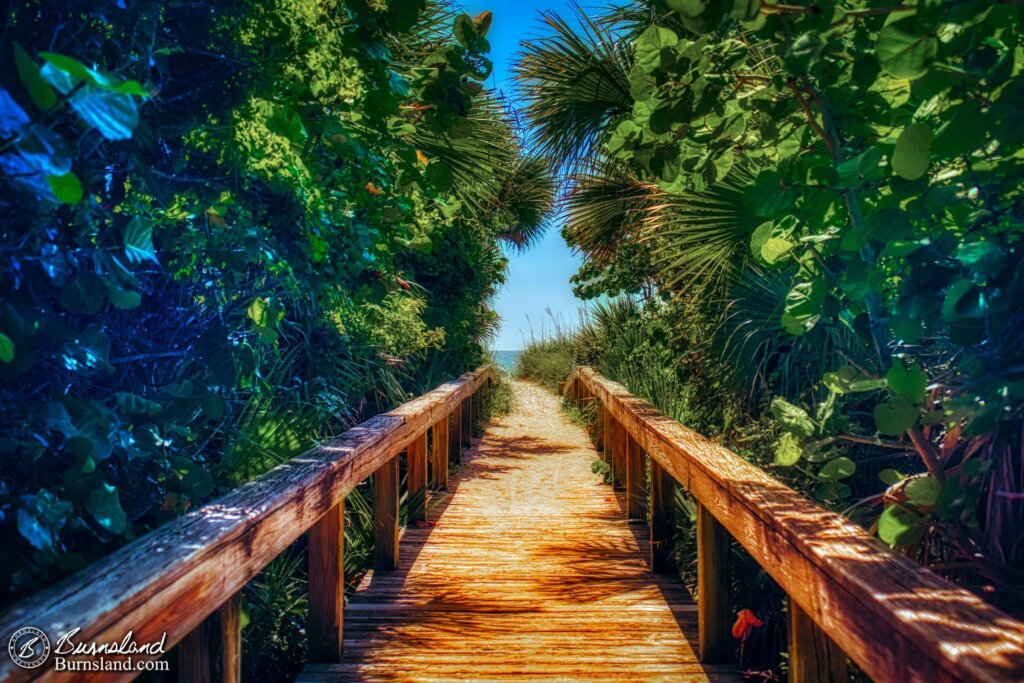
<box><xmin>464</xmin><ymin>0</ymin><xmax>584</xmax><ymax>350</ymax></box>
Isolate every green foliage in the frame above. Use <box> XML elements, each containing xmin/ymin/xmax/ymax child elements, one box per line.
<box><xmin>0</xmin><ymin>5</ymin><xmax>551</xmax><ymax>676</ymax></box>
<box><xmin>518</xmin><ymin>0</ymin><xmax>1024</xmax><ymax>606</ymax></box>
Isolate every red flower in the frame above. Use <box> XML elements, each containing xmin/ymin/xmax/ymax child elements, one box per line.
<box><xmin>731</xmin><ymin>609</ymin><xmax>763</xmax><ymax>640</ymax></box>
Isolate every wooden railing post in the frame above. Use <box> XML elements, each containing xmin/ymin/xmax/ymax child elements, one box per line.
<box><xmin>374</xmin><ymin>456</ymin><xmax>400</xmax><ymax>569</ymax></box>
<box><xmin>176</xmin><ymin>592</ymin><xmax>242</xmax><ymax>683</ymax></box>
<box><xmin>308</xmin><ymin>501</ymin><xmax>344</xmax><ymax>663</ymax></box>
<box><xmin>461</xmin><ymin>396</ymin><xmax>471</xmax><ymax>448</ymax></box>
<box><xmin>625</xmin><ymin>433</ymin><xmax>645</xmax><ymax>521</ymax></box>
<box><xmin>595</xmin><ymin>403</ymin><xmax>605</xmax><ymax>453</ymax></box>
<box><xmin>612</xmin><ymin>417</ymin><xmax>626</xmax><ymax>490</ymax></box>
<box><xmin>649</xmin><ymin>455</ymin><xmax>675</xmax><ymax>573</ymax></box>
<box><xmin>788</xmin><ymin>597</ymin><xmax>846</xmax><ymax>683</ymax></box>
<box><xmin>431</xmin><ymin>418</ymin><xmax>449</xmax><ymax>490</ymax></box>
<box><xmin>407</xmin><ymin>431</ymin><xmax>428</xmax><ymax>522</ymax></box>
<box><xmin>450</xmin><ymin>402</ymin><xmax>463</xmax><ymax>465</ymax></box>
<box><xmin>697</xmin><ymin>503</ymin><xmax>731</xmax><ymax>663</ymax></box>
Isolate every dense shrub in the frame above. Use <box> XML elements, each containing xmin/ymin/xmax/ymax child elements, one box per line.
<box><xmin>0</xmin><ymin>4</ymin><xmax>552</xmax><ymax>673</ymax></box>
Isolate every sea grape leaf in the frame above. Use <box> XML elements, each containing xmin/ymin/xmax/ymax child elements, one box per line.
<box><xmin>878</xmin><ymin>504</ymin><xmax>925</xmax><ymax>545</ymax></box>
<box><xmin>906</xmin><ymin>476</ymin><xmax>941</xmax><ymax>505</ymax></box>
<box><xmin>771</xmin><ymin>397</ymin><xmax>816</xmax><ymax>438</ymax></box>
<box><xmin>874</xmin><ymin>397</ymin><xmax>918</xmax><ymax>435</ymax></box>
<box><xmin>875</xmin><ymin>18</ymin><xmax>937</xmax><ymax>80</ymax></box>
<box><xmin>892</xmin><ymin>123</ymin><xmax>932</xmax><ymax>180</ymax></box>
<box><xmin>886</xmin><ymin>361</ymin><xmax>927</xmax><ymax>404</ymax></box>
<box><xmin>124</xmin><ymin>217</ymin><xmax>158</xmax><ymax>264</ymax></box>
<box><xmin>46</xmin><ymin>171</ymin><xmax>83</xmax><ymax>204</ymax></box>
<box><xmin>13</xmin><ymin>43</ymin><xmax>56</xmax><ymax>110</ymax></box>
<box><xmin>86</xmin><ymin>482</ymin><xmax>127</xmax><ymax>534</ymax></box>
<box><xmin>774</xmin><ymin>432</ymin><xmax>802</xmax><ymax>466</ymax></box>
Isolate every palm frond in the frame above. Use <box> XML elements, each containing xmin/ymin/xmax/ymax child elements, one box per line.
<box><xmin>563</xmin><ymin>159</ymin><xmax>655</xmax><ymax>259</ymax></box>
<box><xmin>514</xmin><ymin>7</ymin><xmax>634</xmax><ymax>172</ymax></box>
<box><xmin>644</xmin><ymin>165</ymin><xmax>761</xmax><ymax>294</ymax></box>
<box><xmin>493</xmin><ymin>154</ymin><xmax>557</xmax><ymax>251</ymax></box>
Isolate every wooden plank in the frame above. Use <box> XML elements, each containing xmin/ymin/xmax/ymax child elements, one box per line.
<box><xmin>308</xmin><ymin>502</ymin><xmax>345</xmax><ymax>663</ymax></box>
<box><xmin>407</xmin><ymin>431</ymin><xmax>428</xmax><ymax>522</ymax></box>
<box><xmin>788</xmin><ymin>597</ymin><xmax>846</xmax><ymax>683</ymax></box>
<box><xmin>300</xmin><ymin>380</ymin><xmax>734</xmax><ymax>683</ymax></box>
<box><xmin>697</xmin><ymin>503</ymin><xmax>730</xmax><ymax>663</ymax></box>
<box><xmin>0</xmin><ymin>367</ymin><xmax>492</xmax><ymax>683</ymax></box>
<box><xmin>373</xmin><ymin>456</ymin><xmax>400</xmax><ymax>570</ymax></box>
<box><xmin>626</xmin><ymin>433</ymin><xmax>645</xmax><ymax>521</ymax></box>
<box><xmin>175</xmin><ymin>593</ymin><xmax>240</xmax><ymax>683</ymax></box>
<box><xmin>574</xmin><ymin>367</ymin><xmax>1024</xmax><ymax>683</ymax></box>
<box><xmin>649</xmin><ymin>454</ymin><xmax>675</xmax><ymax>574</ymax></box>
<box><xmin>431</xmin><ymin>418</ymin><xmax>448</xmax><ymax>490</ymax></box>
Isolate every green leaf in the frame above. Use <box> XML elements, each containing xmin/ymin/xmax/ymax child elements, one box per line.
<box><xmin>781</xmin><ymin>279</ymin><xmax>825</xmax><ymax>336</ymax></box>
<box><xmin>103</xmin><ymin>278</ymin><xmax>142</xmax><ymax>310</ymax></box>
<box><xmin>13</xmin><ymin>43</ymin><xmax>56</xmax><ymax>110</ymax></box>
<box><xmin>70</xmin><ymin>87</ymin><xmax>138</xmax><ymax>140</ymax></box>
<box><xmin>905</xmin><ymin>476</ymin><xmax>941</xmax><ymax>505</ymax></box>
<box><xmin>0</xmin><ymin>333</ymin><xmax>14</xmax><ymax>363</ymax></box>
<box><xmin>39</xmin><ymin>52</ymin><xmax>148</xmax><ymax>95</ymax></box>
<box><xmin>774</xmin><ymin>432</ymin><xmax>802</xmax><ymax>466</ymax></box>
<box><xmin>878</xmin><ymin>504</ymin><xmax>924</xmax><ymax>545</ymax></box>
<box><xmin>86</xmin><ymin>482</ymin><xmax>127</xmax><ymax>535</ymax></box>
<box><xmin>46</xmin><ymin>171</ymin><xmax>83</xmax><ymax>204</ymax></box>
<box><xmin>667</xmin><ymin>0</ymin><xmax>710</xmax><ymax>18</ymax></box>
<box><xmin>761</xmin><ymin>237</ymin><xmax>794</xmax><ymax>265</ymax></box>
<box><xmin>891</xmin><ymin>123</ymin><xmax>932</xmax><ymax>180</ymax></box>
<box><xmin>874</xmin><ymin>397</ymin><xmax>919</xmax><ymax>435</ymax></box>
<box><xmin>818</xmin><ymin>456</ymin><xmax>856</xmax><ymax>481</ymax></box>
<box><xmin>879</xmin><ymin>469</ymin><xmax>904</xmax><ymax>486</ymax></box>
<box><xmin>124</xmin><ymin>217</ymin><xmax>158</xmax><ymax>264</ymax></box>
<box><xmin>886</xmin><ymin>361</ymin><xmax>928</xmax><ymax>404</ymax></box>
<box><xmin>426</xmin><ymin>161</ymin><xmax>454</xmax><ymax>193</ymax></box>
<box><xmin>116</xmin><ymin>392</ymin><xmax>162</xmax><ymax>415</ymax></box>
<box><xmin>771</xmin><ymin>397</ymin><xmax>816</xmax><ymax>438</ymax></box>
<box><xmin>635</xmin><ymin>26</ymin><xmax>679</xmax><ymax>73</ymax></box>
<box><xmin>875</xmin><ymin>18</ymin><xmax>937</xmax><ymax>80</ymax></box>
<box><xmin>453</xmin><ymin>14</ymin><xmax>476</xmax><ymax>49</ymax></box>
<box><xmin>406</xmin><ymin>234</ymin><xmax>433</xmax><ymax>254</ymax></box>
<box><xmin>957</xmin><ymin>242</ymin><xmax>1006</xmax><ymax>273</ymax></box>
<box><xmin>848</xmin><ymin>378</ymin><xmax>888</xmax><ymax>392</ymax></box>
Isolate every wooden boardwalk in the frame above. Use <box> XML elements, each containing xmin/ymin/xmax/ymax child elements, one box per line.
<box><xmin>299</xmin><ymin>381</ymin><xmax>739</xmax><ymax>683</ymax></box>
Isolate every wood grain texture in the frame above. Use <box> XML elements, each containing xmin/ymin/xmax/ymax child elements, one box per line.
<box><xmin>373</xmin><ymin>457</ymin><xmax>399</xmax><ymax>570</ymax></box>
<box><xmin>0</xmin><ymin>368</ymin><xmax>492</xmax><ymax>683</ymax></box>
<box><xmin>572</xmin><ymin>366</ymin><xmax>1024</xmax><ymax>683</ymax></box>
<box><xmin>626</xmin><ymin>433</ymin><xmax>646</xmax><ymax>521</ymax></box>
<box><xmin>298</xmin><ymin>381</ymin><xmax>737</xmax><ymax>683</ymax></box>
<box><xmin>430</xmin><ymin>418</ymin><xmax>448</xmax><ymax>491</ymax></box>
<box><xmin>174</xmin><ymin>593</ymin><xmax>240</xmax><ymax>683</ymax></box>
<box><xmin>309</xmin><ymin>502</ymin><xmax>345</xmax><ymax>663</ymax></box>
<box><xmin>649</xmin><ymin>454</ymin><xmax>676</xmax><ymax>574</ymax></box>
<box><xmin>449</xmin><ymin>403</ymin><xmax>462</xmax><ymax>466</ymax></box>
<box><xmin>788</xmin><ymin>597</ymin><xmax>845</xmax><ymax>683</ymax></box>
<box><xmin>407</xmin><ymin>432</ymin><xmax>428</xmax><ymax>522</ymax></box>
<box><xmin>697</xmin><ymin>503</ymin><xmax>731</xmax><ymax>663</ymax></box>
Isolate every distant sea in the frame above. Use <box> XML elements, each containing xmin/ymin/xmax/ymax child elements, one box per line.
<box><xmin>492</xmin><ymin>350</ymin><xmax>521</xmax><ymax>374</ymax></box>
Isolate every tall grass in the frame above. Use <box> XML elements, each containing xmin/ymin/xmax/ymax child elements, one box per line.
<box><xmin>514</xmin><ymin>309</ymin><xmax>582</xmax><ymax>390</ymax></box>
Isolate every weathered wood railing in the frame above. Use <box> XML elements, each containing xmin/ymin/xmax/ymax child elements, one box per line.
<box><xmin>0</xmin><ymin>367</ymin><xmax>493</xmax><ymax>682</ymax></box>
<box><xmin>564</xmin><ymin>366</ymin><xmax>1024</xmax><ymax>683</ymax></box>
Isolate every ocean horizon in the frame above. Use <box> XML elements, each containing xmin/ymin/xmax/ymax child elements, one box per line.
<box><xmin>491</xmin><ymin>349</ymin><xmax>521</xmax><ymax>374</ymax></box>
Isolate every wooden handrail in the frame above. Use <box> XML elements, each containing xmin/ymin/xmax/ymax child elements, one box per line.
<box><xmin>0</xmin><ymin>366</ymin><xmax>493</xmax><ymax>682</ymax></box>
<box><xmin>566</xmin><ymin>366</ymin><xmax>1024</xmax><ymax>683</ymax></box>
